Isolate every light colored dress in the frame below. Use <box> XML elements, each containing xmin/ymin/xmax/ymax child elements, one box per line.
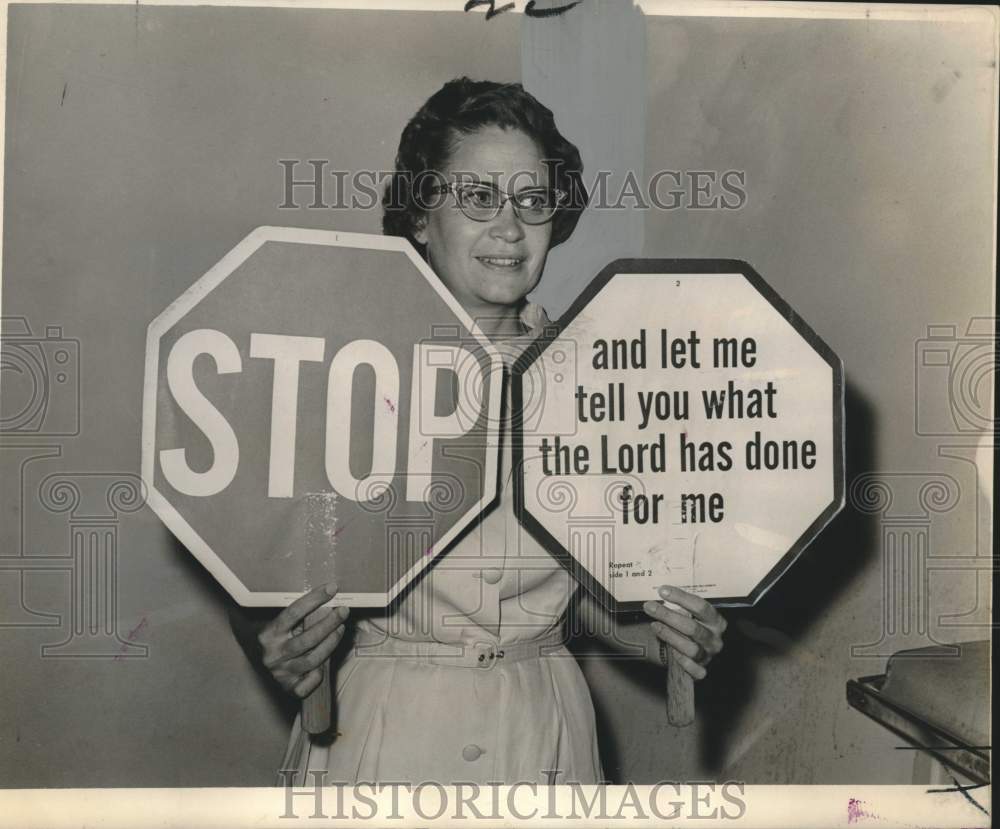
<box><xmin>279</xmin><ymin>302</ymin><xmax>603</xmax><ymax>785</ymax></box>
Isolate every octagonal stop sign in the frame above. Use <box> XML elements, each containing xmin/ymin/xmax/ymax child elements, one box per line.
<box><xmin>513</xmin><ymin>259</ymin><xmax>844</xmax><ymax>611</ymax></box>
<box><xmin>142</xmin><ymin>227</ymin><xmax>502</xmax><ymax>607</ymax></box>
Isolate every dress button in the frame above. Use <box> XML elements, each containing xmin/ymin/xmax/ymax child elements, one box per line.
<box><xmin>462</xmin><ymin>744</ymin><xmax>484</xmax><ymax>762</ymax></box>
<box><xmin>481</xmin><ymin>568</ymin><xmax>502</xmax><ymax>585</ymax></box>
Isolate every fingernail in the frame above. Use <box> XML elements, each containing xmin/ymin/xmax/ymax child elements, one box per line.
<box><xmin>643</xmin><ymin>601</ymin><xmax>658</xmax><ymax>614</ymax></box>
<box><xmin>325</xmin><ymin>582</ymin><xmax>338</xmax><ymax>596</ymax></box>
<box><xmin>658</xmin><ymin>586</ymin><xmax>671</xmax><ymax>598</ymax></box>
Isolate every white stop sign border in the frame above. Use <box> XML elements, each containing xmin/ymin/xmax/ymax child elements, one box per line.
<box><xmin>141</xmin><ymin>226</ymin><xmax>503</xmax><ymax>608</ymax></box>
<box><xmin>511</xmin><ymin>258</ymin><xmax>845</xmax><ymax>612</ymax></box>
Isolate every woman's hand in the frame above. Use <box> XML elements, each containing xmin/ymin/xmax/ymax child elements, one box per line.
<box><xmin>257</xmin><ymin>581</ymin><xmax>350</xmax><ymax>699</ymax></box>
<box><xmin>643</xmin><ymin>586</ymin><xmax>726</xmax><ymax>680</ymax></box>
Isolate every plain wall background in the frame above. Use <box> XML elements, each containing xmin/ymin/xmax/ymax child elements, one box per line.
<box><xmin>1</xmin><ymin>3</ymin><xmax>995</xmax><ymax>786</ymax></box>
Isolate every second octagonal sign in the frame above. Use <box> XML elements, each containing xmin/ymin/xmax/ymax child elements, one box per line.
<box><xmin>512</xmin><ymin>259</ymin><xmax>844</xmax><ymax>610</ymax></box>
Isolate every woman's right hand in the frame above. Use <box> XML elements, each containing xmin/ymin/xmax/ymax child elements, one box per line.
<box><xmin>257</xmin><ymin>581</ymin><xmax>350</xmax><ymax>699</ymax></box>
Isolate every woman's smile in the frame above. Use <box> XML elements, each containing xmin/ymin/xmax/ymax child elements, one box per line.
<box><xmin>475</xmin><ymin>254</ymin><xmax>526</xmax><ymax>270</ymax></box>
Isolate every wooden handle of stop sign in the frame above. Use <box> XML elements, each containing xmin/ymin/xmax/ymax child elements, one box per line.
<box><xmin>301</xmin><ymin>608</ymin><xmax>334</xmax><ymax>735</ymax></box>
<box><xmin>660</xmin><ymin>598</ymin><xmax>695</xmax><ymax>726</ymax></box>
<box><xmin>665</xmin><ymin>645</ymin><xmax>695</xmax><ymax>726</ymax></box>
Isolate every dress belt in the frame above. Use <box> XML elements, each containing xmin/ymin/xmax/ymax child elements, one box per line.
<box><xmin>351</xmin><ymin>625</ymin><xmax>568</xmax><ymax>671</ymax></box>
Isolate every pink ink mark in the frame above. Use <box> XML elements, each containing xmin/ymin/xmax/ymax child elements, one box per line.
<box><xmin>114</xmin><ymin>616</ymin><xmax>148</xmax><ymax>660</ymax></box>
<box><xmin>330</xmin><ymin>516</ymin><xmax>357</xmax><ymax>541</ymax></box>
<box><xmin>424</xmin><ymin>546</ymin><xmax>434</xmax><ymax>557</ymax></box>
<box><xmin>847</xmin><ymin>798</ymin><xmax>878</xmax><ymax>824</ymax></box>
<box><xmin>384</xmin><ymin>397</ymin><xmax>396</xmax><ymax>413</ymax></box>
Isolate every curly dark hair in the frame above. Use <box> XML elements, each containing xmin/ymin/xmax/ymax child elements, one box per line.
<box><xmin>382</xmin><ymin>77</ymin><xmax>588</xmax><ymax>257</ymax></box>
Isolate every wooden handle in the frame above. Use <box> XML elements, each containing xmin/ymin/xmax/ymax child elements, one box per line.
<box><xmin>301</xmin><ymin>608</ymin><xmax>334</xmax><ymax>735</ymax></box>
<box><xmin>666</xmin><ymin>645</ymin><xmax>695</xmax><ymax>726</ymax></box>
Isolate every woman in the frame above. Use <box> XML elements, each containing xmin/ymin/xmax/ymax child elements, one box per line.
<box><xmin>255</xmin><ymin>78</ymin><xmax>727</xmax><ymax>785</ymax></box>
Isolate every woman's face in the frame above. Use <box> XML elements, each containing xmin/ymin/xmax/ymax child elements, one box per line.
<box><xmin>414</xmin><ymin>126</ymin><xmax>553</xmax><ymax>316</ymax></box>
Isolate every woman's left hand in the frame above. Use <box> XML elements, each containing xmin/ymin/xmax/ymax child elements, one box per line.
<box><xmin>643</xmin><ymin>586</ymin><xmax>727</xmax><ymax>680</ymax></box>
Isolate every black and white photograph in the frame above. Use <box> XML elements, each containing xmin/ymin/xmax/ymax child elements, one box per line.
<box><xmin>0</xmin><ymin>1</ymin><xmax>995</xmax><ymax>826</ymax></box>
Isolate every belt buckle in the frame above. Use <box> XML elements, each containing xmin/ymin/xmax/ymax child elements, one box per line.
<box><xmin>472</xmin><ymin>641</ymin><xmax>503</xmax><ymax>670</ymax></box>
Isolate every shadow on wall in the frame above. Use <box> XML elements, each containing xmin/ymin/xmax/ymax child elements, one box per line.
<box><xmin>581</xmin><ymin>381</ymin><xmax>877</xmax><ymax>782</ymax></box>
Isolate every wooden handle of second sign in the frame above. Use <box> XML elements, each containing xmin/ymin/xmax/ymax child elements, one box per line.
<box><xmin>301</xmin><ymin>609</ymin><xmax>333</xmax><ymax>735</ymax></box>
<box><xmin>666</xmin><ymin>645</ymin><xmax>695</xmax><ymax>726</ymax></box>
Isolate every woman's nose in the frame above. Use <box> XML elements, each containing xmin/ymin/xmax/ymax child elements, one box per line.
<box><xmin>489</xmin><ymin>201</ymin><xmax>525</xmax><ymax>242</ymax></box>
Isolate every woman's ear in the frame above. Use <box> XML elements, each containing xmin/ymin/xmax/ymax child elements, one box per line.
<box><xmin>413</xmin><ymin>215</ymin><xmax>428</xmax><ymax>246</ymax></box>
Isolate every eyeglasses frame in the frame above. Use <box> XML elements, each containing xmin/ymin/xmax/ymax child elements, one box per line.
<box><xmin>427</xmin><ymin>181</ymin><xmax>569</xmax><ymax>225</ymax></box>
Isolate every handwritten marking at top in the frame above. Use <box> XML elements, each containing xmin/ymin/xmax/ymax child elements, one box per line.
<box><xmin>464</xmin><ymin>0</ymin><xmax>583</xmax><ymax>21</ymax></box>
<box><xmin>464</xmin><ymin>0</ymin><xmax>514</xmax><ymax>20</ymax></box>
<box><xmin>525</xmin><ymin>0</ymin><xmax>582</xmax><ymax>17</ymax></box>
